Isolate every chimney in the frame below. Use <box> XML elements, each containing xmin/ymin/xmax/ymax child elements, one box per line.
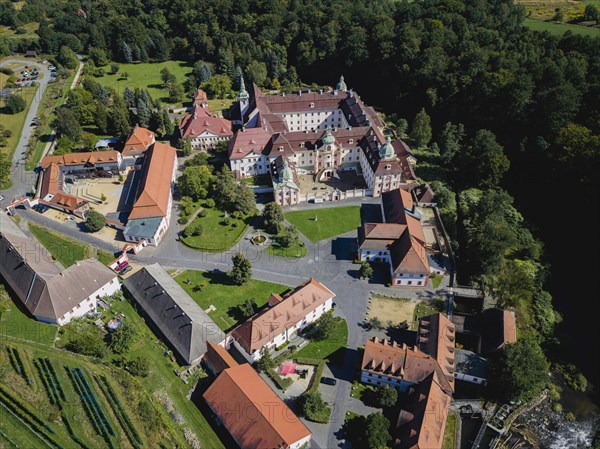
<box><xmin>320</xmin><ymin>89</ymin><xmax>323</xmax><ymax>94</ymax></box>
<box><xmin>298</xmin><ymin>90</ymin><xmax>302</xmax><ymax>96</ymax></box>
<box><xmin>282</xmin><ymin>92</ymin><xmax>285</xmax><ymax>97</ymax></box>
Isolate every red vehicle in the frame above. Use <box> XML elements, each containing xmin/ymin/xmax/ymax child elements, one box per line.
<box><xmin>17</xmin><ymin>78</ymin><xmax>21</xmax><ymax>82</ymax></box>
<box><xmin>117</xmin><ymin>261</ymin><xmax>128</xmax><ymax>269</ymax></box>
<box><xmin>24</xmin><ymin>65</ymin><xmax>29</xmax><ymax>69</ymax></box>
<box><xmin>26</xmin><ymin>77</ymin><xmax>31</xmax><ymax>81</ymax></box>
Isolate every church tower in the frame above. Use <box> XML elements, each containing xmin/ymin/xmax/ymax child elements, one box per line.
<box><xmin>238</xmin><ymin>75</ymin><xmax>250</xmax><ymax>125</ymax></box>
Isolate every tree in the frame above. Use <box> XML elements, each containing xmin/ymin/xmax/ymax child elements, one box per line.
<box><xmin>237</xmin><ymin>298</ymin><xmax>258</xmax><ymax>319</ymax></box>
<box><xmin>81</xmin><ymin>131</ymin><xmax>97</xmax><ymax>150</ymax></box>
<box><xmin>183</xmin><ymin>220</ymin><xmax>203</xmax><ymax>238</ymax></box>
<box><xmin>160</xmin><ymin>67</ymin><xmax>177</xmax><ymax>87</ymax></box>
<box><xmin>120</xmin><ymin>40</ymin><xmax>132</xmax><ymax>63</ymax></box>
<box><xmin>67</xmin><ymin>329</ymin><xmax>108</xmax><ymax>358</ymax></box>
<box><xmin>410</xmin><ymin>108</ymin><xmax>432</xmax><ymax>147</ymax></box>
<box><xmin>109</xmin><ymin>63</ymin><xmax>120</xmax><ymax>75</ymax></box>
<box><xmin>365</xmin><ymin>412</ymin><xmax>391</xmax><ymax>449</ymax></box>
<box><xmin>194</xmin><ymin>61</ymin><xmax>212</xmax><ymax>83</ymax></box>
<box><xmin>89</xmin><ymin>47</ymin><xmax>108</xmax><ymax>66</ymax></box>
<box><xmin>532</xmin><ymin>290</ymin><xmax>561</xmax><ymax>337</ymax></box>
<box><xmin>0</xmin><ymin>153</ymin><xmax>10</xmax><ymax>186</ymax></box>
<box><xmin>312</xmin><ymin>311</ymin><xmax>336</xmax><ymax>341</ymax></box>
<box><xmin>85</xmin><ymin>210</ymin><xmax>106</xmax><ymax>232</ymax></box>
<box><xmin>439</xmin><ymin>122</ymin><xmax>465</xmax><ymax>162</ymax></box>
<box><xmin>123</xmin><ymin>86</ymin><xmax>135</xmax><ymax>108</ymax></box>
<box><xmin>490</xmin><ymin>337</ymin><xmax>549</xmax><ymax>401</ymax></box>
<box><xmin>109</xmin><ymin>94</ymin><xmax>131</xmax><ymax>137</ymax></box>
<box><xmin>298</xmin><ymin>391</ymin><xmax>329</xmax><ymax>421</ymax></box>
<box><xmin>262</xmin><ymin>202</ymin><xmax>284</xmax><ymax>233</ymax></box>
<box><xmin>108</xmin><ymin>323</ymin><xmax>137</xmax><ymax>354</ymax></box>
<box><xmin>584</xmin><ymin>4</ymin><xmax>599</xmax><ymax>22</ymax></box>
<box><xmin>167</xmin><ymin>83</ymin><xmax>184</xmax><ymax>103</ymax></box>
<box><xmin>127</xmin><ymin>357</ymin><xmax>149</xmax><ymax>377</ymax></box>
<box><xmin>136</xmin><ymin>97</ymin><xmax>149</xmax><ymax>127</ymax></box>
<box><xmin>162</xmin><ymin>109</ymin><xmax>173</xmax><ymax>136</ymax></box>
<box><xmin>205</xmin><ymin>74</ymin><xmax>232</xmax><ymax>99</ymax></box>
<box><xmin>57</xmin><ymin>45</ymin><xmax>79</xmax><ymax>70</ymax></box>
<box><xmin>256</xmin><ymin>347</ymin><xmax>274</xmax><ymax>372</ymax></box>
<box><xmin>180</xmin><ymin>136</ymin><xmax>193</xmax><ymax>156</ymax></box>
<box><xmin>554</xmin><ymin>8</ymin><xmax>564</xmax><ymax>22</ymax></box>
<box><xmin>229</xmin><ymin>252</ymin><xmax>252</xmax><ymax>285</ymax></box>
<box><xmin>54</xmin><ymin>108</ymin><xmax>82</xmax><ymax>141</ymax></box>
<box><xmin>5</xmin><ymin>94</ymin><xmax>26</xmax><ymax>113</ymax></box>
<box><xmin>178</xmin><ymin>165</ymin><xmax>213</xmax><ymax>201</ymax></box>
<box><xmin>459</xmin><ymin>129</ymin><xmax>510</xmax><ymax>188</ymax></box>
<box><xmin>246</xmin><ymin>61</ymin><xmax>268</xmax><ymax>87</ymax></box>
<box><xmin>359</xmin><ymin>263</ymin><xmax>374</xmax><ymax>280</ymax></box>
<box><xmin>375</xmin><ymin>385</ymin><xmax>398</xmax><ymax>407</ymax></box>
<box><xmin>233</xmin><ymin>181</ymin><xmax>256</xmax><ymax>215</ymax></box>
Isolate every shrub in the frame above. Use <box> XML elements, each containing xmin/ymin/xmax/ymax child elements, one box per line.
<box><xmin>204</xmin><ymin>199</ymin><xmax>215</xmax><ymax>208</ymax></box>
<box><xmin>127</xmin><ymin>357</ymin><xmax>150</xmax><ymax>377</ymax></box>
<box><xmin>565</xmin><ymin>412</ymin><xmax>576</xmax><ymax>422</ymax></box>
<box><xmin>178</xmin><ymin>216</ymin><xmax>189</xmax><ymax>225</ymax></box>
<box><xmin>198</xmin><ymin>209</ymin><xmax>207</xmax><ymax>217</ymax></box>
<box><xmin>552</xmin><ymin>402</ymin><xmax>563</xmax><ymax>413</ymax></box>
<box><xmin>85</xmin><ymin>210</ymin><xmax>106</xmax><ymax>232</ymax></box>
<box><xmin>5</xmin><ymin>94</ymin><xmax>26</xmax><ymax>114</ymax></box>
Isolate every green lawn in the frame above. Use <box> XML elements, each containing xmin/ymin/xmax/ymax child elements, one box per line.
<box><xmin>524</xmin><ymin>18</ymin><xmax>600</xmax><ymax>37</ymax></box>
<box><xmin>0</xmin><ymin>300</ymin><xmax>57</xmax><ymax>347</ymax></box>
<box><xmin>265</xmin><ymin>230</ymin><xmax>307</xmax><ymax>258</ymax></box>
<box><xmin>0</xmin><ymin>84</ymin><xmax>38</xmax><ymax>160</ymax></box>
<box><xmin>243</xmin><ymin>174</ymin><xmax>271</xmax><ymax>186</ymax></box>
<box><xmin>180</xmin><ymin>207</ymin><xmax>250</xmax><ymax>252</ymax></box>
<box><xmin>284</xmin><ymin>206</ymin><xmax>360</xmax><ymax>243</ymax></box>
<box><xmin>413</xmin><ymin>298</ymin><xmax>446</xmax><ymax>325</ymax></box>
<box><xmin>28</xmin><ymin>222</ymin><xmax>114</xmax><ymax>267</ymax></box>
<box><xmin>442</xmin><ymin>413</ymin><xmax>458</xmax><ymax>449</ymax></box>
<box><xmin>295</xmin><ymin>317</ymin><xmax>348</xmax><ymax>362</ymax></box>
<box><xmin>175</xmin><ymin>270</ymin><xmax>289</xmax><ymax>332</ymax></box>
<box><xmin>350</xmin><ymin>380</ymin><xmax>375</xmax><ymax>401</ymax></box>
<box><xmin>431</xmin><ymin>273</ymin><xmax>443</xmax><ymax>288</ymax></box>
<box><xmin>96</xmin><ymin>60</ymin><xmax>193</xmax><ymax>105</ymax></box>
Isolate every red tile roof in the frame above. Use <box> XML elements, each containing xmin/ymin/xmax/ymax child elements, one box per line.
<box><xmin>232</xmin><ymin>279</ymin><xmax>335</xmax><ymax>355</ymax></box>
<box><xmin>128</xmin><ymin>143</ymin><xmax>176</xmax><ymax>220</ymax></box>
<box><xmin>361</xmin><ymin>337</ymin><xmax>453</xmax><ymax>395</ymax></box>
<box><xmin>39</xmin><ymin>163</ymin><xmax>88</xmax><ymax>212</ymax></box>
<box><xmin>123</xmin><ymin>126</ymin><xmax>155</xmax><ymax>157</ymax></box>
<box><xmin>395</xmin><ymin>374</ymin><xmax>451</xmax><ymax>449</ymax></box>
<box><xmin>228</xmin><ymin>127</ymin><xmax>272</xmax><ymax>160</ymax></box>
<box><xmin>418</xmin><ymin>313</ymin><xmax>456</xmax><ymax>391</ymax></box>
<box><xmin>203</xmin><ymin>364</ymin><xmax>311</xmax><ymax>449</ymax></box>
<box><xmin>203</xmin><ymin>341</ymin><xmax>238</xmax><ymax>376</ymax></box>
<box><xmin>179</xmin><ymin>105</ymin><xmax>232</xmax><ymax>139</ymax></box>
<box><xmin>41</xmin><ymin>151</ymin><xmax>120</xmax><ymax>169</ymax></box>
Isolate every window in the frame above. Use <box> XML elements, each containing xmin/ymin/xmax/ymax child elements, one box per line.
<box><xmin>349</xmin><ymin>139</ymin><xmax>354</xmax><ymax>144</ymax></box>
<box><xmin>300</xmin><ymin>142</ymin><xmax>305</xmax><ymax>148</ymax></box>
<box><xmin>408</xmin><ymin>281</ymin><xmax>412</xmax><ymax>285</ymax></box>
<box><xmin>278</xmin><ymin>146</ymin><xmax>284</xmax><ymax>152</ymax></box>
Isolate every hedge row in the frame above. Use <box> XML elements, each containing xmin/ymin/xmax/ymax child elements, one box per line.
<box><xmin>267</xmin><ymin>369</ymin><xmax>293</xmax><ymax>390</ymax></box>
<box><xmin>96</xmin><ymin>375</ymin><xmax>143</xmax><ymax>448</ymax></box>
<box><xmin>67</xmin><ymin>367</ymin><xmax>116</xmax><ymax>449</ymax></box>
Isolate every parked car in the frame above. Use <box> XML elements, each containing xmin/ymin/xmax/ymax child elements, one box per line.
<box><xmin>320</xmin><ymin>377</ymin><xmax>337</xmax><ymax>386</ymax></box>
<box><xmin>119</xmin><ymin>266</ymin><xmax>132</xmax><ymax>275</ymax></box>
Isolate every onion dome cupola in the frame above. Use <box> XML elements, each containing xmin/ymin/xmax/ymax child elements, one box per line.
<box><xmin>280</xmin><ymin>160</ymin><xmax>293</xmax><ymax>182</ymax></box>
<box><xmin>336</xmin><ymin>75</ymin><xmax>348</xmax><ymax>92</ymax></box>
<box><xmin>379</xmin><ymin>136</ymin><xmax>395</xmax><ymax>160</ymax></box>
<box><xmin>321</xmin><ymin>127</ymin><xmax>335</xmax><ymax>147</ymax></box>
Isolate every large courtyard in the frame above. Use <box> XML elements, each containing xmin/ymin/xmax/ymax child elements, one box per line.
<box><xmin>297</xmin><ymin>170</ymin><xmax>367</xmax><ymax>200</ymax></box>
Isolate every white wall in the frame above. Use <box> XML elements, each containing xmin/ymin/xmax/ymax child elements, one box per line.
<box><xmin>55</xmin><ymin>277</ymin><xmax>120</xmax><ymax>325</ymax></box>
<box><xmin>455</xmin><ymin>372</ymin><xmax>486</xmax><ymax>385</ymax></box>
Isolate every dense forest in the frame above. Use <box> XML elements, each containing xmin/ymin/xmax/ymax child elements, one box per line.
<box><xmin>1</xmin><ymin>0</ymin><xmax>599</xmax><ymax>398</ymax></box>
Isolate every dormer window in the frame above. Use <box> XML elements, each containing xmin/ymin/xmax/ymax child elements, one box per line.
<box><xmin>300</xmin><ymin>142</ymin><xmax>305</xmax><ymax>148</ymax></box>
<box><xmin>278</xmin><ymin>146</ymin><xmax>284</xmax><ymax>152</ymax></box>
<box><xmin>385</xmin><ymin>164</ymin><xmax>391</xmax><ymax>170</ymax></box>
<box><xmin>349</xmin><ymin>139</ymin><xmax>354</xmax><ymax>144</ymax></box>
<box><xmin>310</xmin><ymin>103</ymin><xmax>315</xmax><ymax>108</ymax></box>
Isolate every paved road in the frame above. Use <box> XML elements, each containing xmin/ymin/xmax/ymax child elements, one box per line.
<box><xmin>0</xmin><ymin>58</ymin><xmax>53</xmax><ymax>203</ymax></box>
<box><xmin>14</xmin><ymin>201</ymin><xmax>451</xmax><ymax>448</ymax></box>
<box><xmin>0</xmin><ymin>57</ymin><xmax>84</xmax><ymax>207</ymax></box>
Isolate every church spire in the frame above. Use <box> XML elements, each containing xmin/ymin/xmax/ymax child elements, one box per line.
<box><xmin>239</xmin><ymin>75</ymin><xmax>249</xmax><ymax>100</ymax></box>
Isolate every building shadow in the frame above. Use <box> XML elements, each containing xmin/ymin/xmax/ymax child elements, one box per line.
<box><xmin>331</xmin><ymin>237</ymin><xmax>356</xmax><ymax>260</ymax></box>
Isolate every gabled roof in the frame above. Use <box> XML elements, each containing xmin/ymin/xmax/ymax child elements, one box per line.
<box><xmin>481</xmin><ymin>308</ymin><xmax>517</xmax><ymax>353</ymax></box>
<box><xmin>123</xmin><ymin>264</ymin><xmax>224</xmax><ymax>365</ymax></box>
<box><xmin>41</xmin><ymin>151</ymin><xmax>120</xmax><ymax>169</ymax></box>
<box><xmin>203</xmin><ymin>364</ymin><xmax>311</xmax><ymax>448</ymax></box>
<box><xmin>203</xmin><ymin>363</ymin><xmax>311</xmax><ymax>449</ymax></box>
<box><xmin>128</xmin><ymin>143</ymin><xmax>176</xmax><ymax>220</ymax></box>
<box><xmin>395</xmin><ymin>373</ymin><xmax>451</xmax><ymax>449</ymax></box>
<box><xmin>414</xmin><ymin>184</ymin><xmax>435</xmax><ymax>204</ymax></box>
<box><xmin>418</xmin><ymin>313</ymin><xmax>456</xmax><ymax>391</ymax></box>
<box><xmin>203</xmin><ymin>341</ymin><xmax>238</xmax><ymax>376</ymax></box>
<box><xmin>361</xmin><ymin>337</ymin><xmax>453</xmax><ymax>395</ymax></box>
<box><xmin>0</xmin><ymin>219</ymin><xmax>117</xmax><ymax>322</ymax></box>
<box><xmin>228</xmin><ymin>127</ymin><xmax>272</xmax><ymax>160</ymax></box>
<box><xmin>390</xmin><ymin>233</ymin><xmax>430</xmax><ymax>275</ymax></box>
<box><xmin>39</xmin><ymin>163</ymin><xmax>88</xmax><ymax>212</ymax></box>
<box><xmin>232</xmin><ymin>279</ymin><xmax>335</xmax><ymax>355</ymax></box>
<box><xmin>179</xmin><ymin>104</ymin><xmax>232</xmax><ymax>139</ymax></box>
<box><xmin>122</xmin><ymin>126</ymin><xmax>155</xmax><ymax>157</ymax></box>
